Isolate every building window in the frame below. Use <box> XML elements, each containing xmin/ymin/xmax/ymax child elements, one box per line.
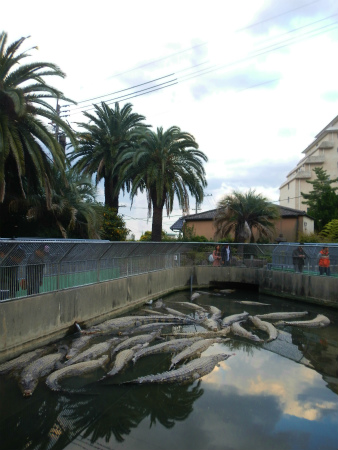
<box><xmin>288</xmin><ymin>197</ymin><xmax>290</xmax><ymax>203</ymax></box>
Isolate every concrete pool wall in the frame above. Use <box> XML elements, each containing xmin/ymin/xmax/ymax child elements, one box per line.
<box><xmin>1</xmin><ymin>266</ymin><xmax>337</xmax><ymax>362</ymax></box>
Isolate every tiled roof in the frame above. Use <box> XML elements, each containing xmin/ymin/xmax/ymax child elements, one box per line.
<box><xmin>170</xmin><ymin>205</ymin><xmax>311</xmax><ymax>231</ymax></box>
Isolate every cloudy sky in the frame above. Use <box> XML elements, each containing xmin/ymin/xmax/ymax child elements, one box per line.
<box><xmin>3</xmin><ymin>0</ymin><xmax>338</xmax><ymax>238</ymax></box>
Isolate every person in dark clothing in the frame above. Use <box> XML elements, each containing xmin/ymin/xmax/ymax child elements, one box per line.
<box><xmin>0</xmin><ymin>247</ymin><xmax>26</xmax><ymax>299</ymax></box>
<box><xmin>25</xmin><ymin>244</ymin><xmax>50</xmax><ymax>295</ymax></box>
<box><xmin>292</xmin><ymin>245</ymin><xmax>307</xmax><ymax>273</ymax></box>
<box><xmin>221</xmin><ymin>245</ymin><xmax>231</xmax><ymax>266</ymax></box>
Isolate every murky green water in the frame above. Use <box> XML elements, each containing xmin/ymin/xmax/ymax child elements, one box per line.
<box><xmin>1</xmin><ymin>288</ymin><xmax>338</xmax><ymax>450</ymax></box>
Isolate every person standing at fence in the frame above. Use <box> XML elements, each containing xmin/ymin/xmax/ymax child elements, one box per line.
<box><xmin>25</xmin><ymin>244</ymin><xmax>50</xmax><ymax>295</ymax></box>
<box><xmin>0</xmin><ymin>247</ymin><xmax>26</xmax><ymax>299</ymax></box>
<box><xmin>318</xmin><ymin>246</ymin><xmax>330</xmax><ymax>276</ymax></box>
<box><xmin>212</xmin><ymin>245</ymin><xmax>222</xmax><ymax>267</ymax></box>
<box><xmin>292</xmin><ymin>245</ymin><xmax>307</xmax><ymax>273</ymax></box>
<box><xmin>221</xmin><ymin>244</ymin><xmax>231</xmax><ymax>267</ymax></box>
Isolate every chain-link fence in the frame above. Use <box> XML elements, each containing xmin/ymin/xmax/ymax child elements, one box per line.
<box><xmin>1</xmin><ymin>239</ymin><xmax>337</xmax><ymax>301</ymax></box>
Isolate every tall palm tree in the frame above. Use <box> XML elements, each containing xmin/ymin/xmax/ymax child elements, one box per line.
<box><xmin>214</xmin><ymin>189</ymin><xmax>279</xmax><ymax>242</ymax></box>
<box><xmin>0</xmin><ymin>31</ymin><xmax>76</xmax><ymax>205</ymax></box>
<box><xmin>70</xmin><ymin>102</ymin><xmax>149</xmax><ymax>212</ymax></box>
<box><xmin>119</xmin><ymin>126</ymin><xmax>208</xmax><ymax>241</ymax></box>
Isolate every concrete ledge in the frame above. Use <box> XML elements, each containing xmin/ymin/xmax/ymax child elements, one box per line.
<box><xmin>1</xmin><ymin>266</ymin><xmax>337</xmax><ymax>362</ymax></box>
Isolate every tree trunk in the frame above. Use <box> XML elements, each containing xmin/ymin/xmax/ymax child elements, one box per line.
<box><xmin>151</xmin><ymin>204</ymin><xmax>163</xmax><ymax>241</ymax></box>
<box><xmin>104</xmin><ymin>176</ymin><xmax>119</xmax><ymax>211</ymax></box>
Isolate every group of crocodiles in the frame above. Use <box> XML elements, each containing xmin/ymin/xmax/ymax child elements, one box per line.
<box><xmin>0</xmin><ymin>291</ymin><xmax>331</xmax><ymax>396</ymax></box>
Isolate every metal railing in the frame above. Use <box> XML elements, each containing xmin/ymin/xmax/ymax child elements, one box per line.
<box><xmin>0</xmin><ymin>239</ymin><xmax>337</xmax><ymax>301</ymax></box>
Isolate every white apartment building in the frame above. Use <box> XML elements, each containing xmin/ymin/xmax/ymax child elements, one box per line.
<box><xmin>279</xmin><ymin>115</ymin><xmax>338</xmax><ymax>212</ymax></box>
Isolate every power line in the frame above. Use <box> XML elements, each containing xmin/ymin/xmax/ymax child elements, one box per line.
<box><xmin>64</xmin><ymin>3</ymin><xmax>332</xmax><ymax>112</ymax></box>
<box><xmin>65</xmin><ymin>73</ymin><xmax>176</xmax><ymax>108</ymax></box>
<box><xmin>105</xmin><ymin>0</ymin><xmax>322</xmax><ymax>80</ymax></box>
<box><xmin>65</xmin><ymin>14</ymin><xmax>338</xmax><ymax>119</ymax></box>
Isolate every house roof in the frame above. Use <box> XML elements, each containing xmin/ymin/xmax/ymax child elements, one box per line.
<box><xmin>170</xmin><ymin>205</ymin><xmax>311</xmax><ymax>232</ymax></box>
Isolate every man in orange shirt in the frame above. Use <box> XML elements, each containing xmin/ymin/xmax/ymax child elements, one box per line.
<box><xmin>318</xmin><ymin>247</ymin><xmax>330</xmax><ymax>276</ymax></box>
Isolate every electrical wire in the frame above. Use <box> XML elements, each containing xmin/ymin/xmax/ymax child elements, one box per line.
<box><xmin>64</xmin><ymin>13</ymin><xmax>338</xmax><ymax>119</ymax></box>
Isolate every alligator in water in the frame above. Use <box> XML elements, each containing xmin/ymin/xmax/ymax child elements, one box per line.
<box><xmin>249</xmin><ymin>315</ymin><xmax>278</xmax><ymax>342</ymax></box>
<box><xmin>0</xmin><ymin>347</ymin><xmax>52</xmax><ymax>376</ymax></box>
<box><xmin>102</xmin><ymin>345</ymin><xmax>144</xmax><ymax>379</ymax></box>
<box><xmin>132</xmin><ymin>337</ymin><xmax>203</xmax><ymax>364</ymax></box>
<box><xmin>111</xmin><ymin>331</ymin><xmax>160</xmax><ymax>356</ymax></box>
<box><xmin>66</xmin><ymin>337</ymin><xmax>123</xmax><ymax>366</ymax></box>
<box><xmin>124</xmin><ymin>353</ymin><xmax>232</xmax><ymax>384</ymax></box>
<box><xmin>19</xmin><ymin>349</ymin><xmax>67</xmax><ymax>396</ymax></box>
<box><xmin>221</xmin><ymin>311</ymin><xmax>249</xmax><ymax>327</ymax></box>
<box><xmin>162</xmin><ymin>327</ymin><xmax>231</xmax><ymax>339</ymax></box>
<box><xmin>275</xmin><ymin>314</ymin><xmax>330</xmax><ymax>328</ymax></box>
<box><xmin>66</xmin><ymin>335</ymin><xmax>96</xmax><ymax>360</ymax></box>
<box><xmin>256</xmin><ymin>311</ymin><xmax>308</xmax><ymax>321</ymax></box>
<box><xmin>231</xmin><ymin>321</ymin><xmax>264</xmax><ymax>343</ymax></box>
<box><xmin>235</xmin><ymin>301</ymin><xmax>270</xmax><ymax>306</ymax></box>
<box><xmin>175</xmin><ymin>302</ymin><xmax>207</xmax><ymax>312</ymax></box>
<box><xmin>46</xmin><ymin>355</ymin><xmax>109</xmax><ymax>392</ymax></box>
<box><xmin>83</xmin><ymin>314</ymin><xmax>197</xmax><ymax>334</ymax></box>
<box><xmin>169</xmin><ymin>338</ymin><xmax>225</xmax><ymax>369</ymax></box>
<box><xmin>200</xmin><ymin>317</ymin><xmax>220</xmax><ymax>331</ymax></box>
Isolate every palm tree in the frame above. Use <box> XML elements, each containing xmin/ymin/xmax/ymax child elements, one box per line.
<box><xmin>25</xmin><ymin>165</ymin><xmax>103</xmax><ymax>239</ymax></box>
<box><xmin>0</xmin><ymin>31</ymin><xmax>76</xmax><ymax>205</ymax></box>
<box><xmin>70</xmin><ymin>101</ymin><xmax>149</xmax><ymax>212</ymax></box>
<box><xmin>214</xmin><ymin>189</ymin><xmax>279</xmax><ymax>243</ymax></box>
<box><xmin>119</xmin><ymin>126</ymin><xmax>208</xmax><ymax>241</ymax></box>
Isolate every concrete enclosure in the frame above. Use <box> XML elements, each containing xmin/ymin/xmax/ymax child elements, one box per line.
<box><xmin>0</xmin><ymin>266</ymin><xmax>337</xmax><ymax>362</ymax></box>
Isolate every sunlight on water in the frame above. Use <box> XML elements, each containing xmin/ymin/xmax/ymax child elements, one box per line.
<box><xmin>0</xmin><ymin>288</ymin><xmax>337</xmax><ymax>450</ymax></box>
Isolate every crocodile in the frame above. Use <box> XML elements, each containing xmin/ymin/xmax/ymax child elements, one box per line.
<box><xmin>175</xmin><ymin>302</ymin><xmax>207</xmax><ymax>312</ymax></box>
<box><xmin>119</xmin><ymin>322</ymin><xmax>170</xmax><ymax>336</ymax></box>
<box><xmin>200</xmin><ymin>317</ymin><xmax>220</xmax><ymax>332</ymax></box>
<box><xmin>162</xmin><ymin>327</ymin><xmax>231</xmax><ymax>339</ymax></box>
<box><xmin>125</xmin><ymin>353</ymin><xmax>232</xmax><ymax>384</ymax></box>
<box><xmin>235</xmin><ymin>301</ymin><xmax>270</xmax><ymax>306</ymax></box>
<box><xmin>103</xmin><ymin>345</ymin><xmax>144</xmax><ymax>379</ymax></box>
<box><xmin>256</xmin><ymin>311</ymin><xmax>309</xmax><ymax>321</ymax></box>
<box><xmin>132</xmin><ymin>337</ymin><xmax>203</xmax><ymax>364</ymax></box>
<box><xmin>207</xmin><ymin>305</ymin><xmax>222</xmax><ymax>319</ymax></box>
<box><xmin>46</xmin><ymin>355</ymin><xmax>109</xmax><ymax>392</ymax></box>
<box><xmin>169</xmin><ymin>338</ymin><xmax>225</xmax><ymax>369</ymax></box>
<box><xmin>111</xmin><ymin>331</ymin><xmax>160</xmax><ymax>356</ymax></box>
<box><xmin>65</xmin><ymin>337</ymin><xmax>123</xmax><ymax>366</ymax></box>
<box><xmin>84</xmin><ymin>314</ymin><xmax>196</xmax><ymax>334</ymax></box>
<box><xmin>221</xmin><ymin>311</ymin><xmax>249</xmax><ymax>327</ymax></box>
<box><xmin>66</xmin><ymin>335</ymin><xmax>96</xmax><ymax>360</ymax></box>
<box><xmin>0</xmin><ymin>347</ymin><xmax>51</xmax><ymax>376</ymax></box>
<box><xmin>19</xmin><ymin>350</ymin><xmax>66</xmax><ymax>396</ymax></box>
<box><xmin>275</xmin><ymin>314</ymin><xmax>330</xmax><ymax>328</ymax></box>
<box><xmin>141</xmin><ymin>308</ymin><xmax>166</xmax><ymax>316</ymax></box>
<box><xmin>164</xmin><ymin>307</ymin><xmax>193</xmax><ymax>319</ymax></box>
<box><xmin>249</xmin><ymin>315</ymin><xmax>278</xmax><ymax>342</ymax></box>
<box><xmin>231</xmin><ymin>321</ymin><xmax>264</xmax><ymax>343</ymax></box>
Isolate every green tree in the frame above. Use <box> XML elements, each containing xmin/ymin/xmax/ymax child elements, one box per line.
<box><xmin>119</xmin><ymin>126</ymin><xmax>207</xmax><ymax>241</ymax></box>
<box><xmin>214</xmin><ymin>189</ymin><xmax>279</xmax><ymax>243</ymax></box>
<box><xmin>100</xmin><ymin>206</ymin><xmax>130</xmax><ymax>241</ymax></box>
<box><xmin>6</xmin><ymin>165</ymin><xmax>103</xmax><ymax>238</ymax></box>
<box><xmin>320</xmin><ymin>219</ymin><xmax>338</xmax><ymax>241</ymax></box>
<box><xmin>70</xmin><ymin>102</ymin><xmax>148</xmax><ymax>212</ymax></box>
<box><xmin>301</xmin><ymin>167</ymin><xmax>338</xmax><ymax>231</ymax></box>
<box><xmin>0</xmin><ymin>32</ymin><xmax>76</xmax><ymax>209</ymax></box>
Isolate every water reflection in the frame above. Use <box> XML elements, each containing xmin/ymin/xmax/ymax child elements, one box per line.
<box><xmin>0</xmin><ymin>289</ymin><xmax>337</xmax><ymax>450</ymax></box>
